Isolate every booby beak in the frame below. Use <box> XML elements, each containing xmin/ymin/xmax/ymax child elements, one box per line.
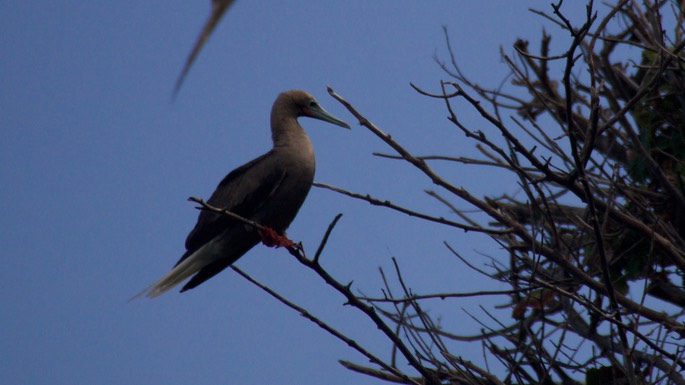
<box><xmin>303</xmin><ymin>102</ymin><xmax>351</xmax><ymax>129</ymax></box>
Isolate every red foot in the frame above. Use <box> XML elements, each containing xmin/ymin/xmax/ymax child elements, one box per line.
<box><xmin>259</xmin><ymin>227</ymin><xmax>296</xmax><ymax>248</ymax></box>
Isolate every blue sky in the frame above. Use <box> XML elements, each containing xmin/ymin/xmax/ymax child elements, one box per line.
<box><xmin>2</xmin><ymin>2</ymin><xmax>592</xmax><ymax>384</ymax></box>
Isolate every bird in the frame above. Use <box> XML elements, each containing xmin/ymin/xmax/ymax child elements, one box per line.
<box><xmin>173</xmin><ymin>0</ymin><xmax>237</xmax><ymax>97</ymax></box>
<box><xmin>134</xmin><ymin>90</ymin><xmax>350</xmax><ymax>299</ymax></box>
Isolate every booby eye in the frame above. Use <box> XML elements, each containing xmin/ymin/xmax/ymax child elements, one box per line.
<box><xmin>308</xmin><ymin>100</ymin><xmax>318</xmax><ymax>109</ymax></box>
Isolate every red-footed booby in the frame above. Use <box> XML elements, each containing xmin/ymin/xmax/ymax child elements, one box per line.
<box><xmin>135</xmin><ymin>90</ymin><xmax>350</xmax><ymax>298</ymax></box>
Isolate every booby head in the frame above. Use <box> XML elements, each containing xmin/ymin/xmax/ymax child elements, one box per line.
<box><xmin>274</xmin><ymin>90</ymin><xmax>351</xmax><ymax>130</ymax></box>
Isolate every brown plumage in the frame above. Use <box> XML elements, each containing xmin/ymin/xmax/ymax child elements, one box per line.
<box><xmin>133</xmin><ymin>90</ymin><xmax>349</xmax><ymax>299</ymax></box>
